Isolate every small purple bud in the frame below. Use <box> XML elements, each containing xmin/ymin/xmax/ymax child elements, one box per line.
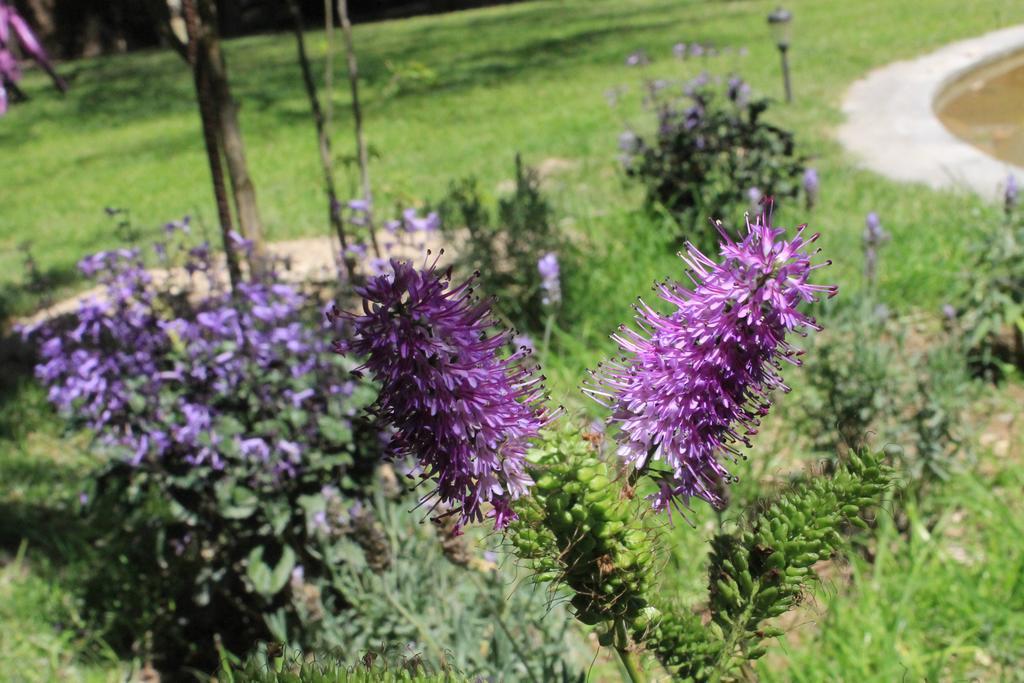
<box><xmin>625</xmin><ymin>50</ymin><xmax>649</xmax><ymax>67</ymax></box>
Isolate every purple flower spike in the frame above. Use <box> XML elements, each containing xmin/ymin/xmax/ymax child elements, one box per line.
<box><xmin>862</xmin><ymin>212</ymin><xmax>889</xmax><ymax>287</ymax></box>
<box><xmin>673</xmin><ymin>43</ymin><xmax>687</xmax><ymax>59</ymax></box>
<box><xmin>803</xmin><ymin>168</ymin><xmax>819</xmax><ymax>209</ymax></box>
<box><xmin>726</xmin><ymin>76</ymin><xmax>751</xmax><ymax>106</ymax></box>
<box><xmin>332</xmin><ymin>259</ymin><xmax>555</xmax><ymax>531</ymax></box>
<box><xmin>584</xmin><ymin>207</ymin><xmax>834</xmax><ymax>516</ymax></box>
<box><xmin>537</xmin><ymin>252</ymin><xmax>562</xmax><ymax>307</ymax></box>
<box><xmin>1005</xmin><ymin>173</ymin><xmax>1018</xmax><ymax>215</ymax></box>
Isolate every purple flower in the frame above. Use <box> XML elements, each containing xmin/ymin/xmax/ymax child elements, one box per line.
<box><xmin>942</xmin><ymin>303</ymin><xmax>957</xmax><ymax>322</ymax></box>
<box><xmin>673</xmin><ymin>42</ymin><xmax>687</xmax><ymax>59</ymax></box>
<box><xmin>803</xmin><ymin>167</ymin><xmax>819</xmax><ymax>209</ymax></box>
<box><xmin>618</xmin><ymin>130</ymin><xmax>641</xmax><ymax>165</ymax></box>
<box><xmin>331</xmin><ymin>259</ymin><xmax>554</xmax><ymax>530</ymax></box>
<box><xmin>0</xmin><ymin>2</ymin><xmax>67</xmax><ymax>116</ymax></box>
<box><xmin>747</xmin><ymin>186</ymin><xmax>763</xmax><ymax>208</ymax></box>
<box><xmin>584</xmin><ymin>208</ymin><xmax>834</xmax><ymax>515</ymax></box>
<box><xmin>27</xmin><ymin>242</ymin><xmax>367</xmax><ymax>482</ymax></box>
<box><xmin>684</xmin><ymin>72</ymin><xmax>710</xmax><ymax>96</ymax></box>
<box><xmin>625</xmin><ymin>50</ymin><xmax>649</xmax><ymax>67</ymax></box>
<box><xmin>689</xmin><ymin>43</ymin><xmax>705</xmax><ymax>58</ymax></box>
<box><xmin>862</xmin><ymin>212</ymin><xmax>889</xmax><ymax>287</ymax></box>
<box><xmin>1005</xmin><ymin>173</ymin><xmax>1018</xmax><ymax>214</ymax></box>
<box><xmin>537</xmin><ymin>252</ymin><xmax>562</xmax><ymax>307</ymax></box>
<box><xmin>513</xmin><ymin>333</ymin><xmax>536</xmax><ymax>354</ymax></box>
<box><xmin>401</xmin><ymin>208</ymin><xmax>440</xmax><ymax>233</ymax></box>
<box><xmin>726</xmin><ymin>76</ymin><xmax>750</xmax><ymax>106</ymax></box>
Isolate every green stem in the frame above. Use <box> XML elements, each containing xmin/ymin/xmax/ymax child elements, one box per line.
<box><xmin>614</xmin><ymin>619</ymin><xmax>648</xmax><ymax>683</ymax></box>
<box><xmin>541</xmin><ymin>310</ymin><xmax>555</xmax><ymax>362</ymax></box>
<box><xmin>468</xmin><ymin>572</ymin><xmax>542</xmax><ymax>683</ymax></box>
<box><xmin>708</xmin><ymin>597</ymin><xmax>757</xmax><ymax>683</ymax></box>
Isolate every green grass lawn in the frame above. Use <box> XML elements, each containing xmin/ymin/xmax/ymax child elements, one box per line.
<box><xmin>2</xmin><ymin>0</ymin><xmax>1024</xmax><ymax>680</ymax></box>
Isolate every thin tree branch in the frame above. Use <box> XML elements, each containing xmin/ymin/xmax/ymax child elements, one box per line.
<box><xmin>286</xmin><ymin>0</ymin><xmax>354</xmax><ymax>281</ymax></box>
<box><xmin>181</xmin><ymin>0</ymin><xmax>240</xmax><ymax>291</ymax></box>
<box><xmin>337</xmin><ymin>0</ymin><xmax>381</xmax><ymax>258</ymax></box>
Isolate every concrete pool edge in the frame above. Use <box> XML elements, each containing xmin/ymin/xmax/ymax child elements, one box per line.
<box><xmin>838</xmin><ymin>25</ymin><xmax>1024</xmax><ymax>201</ymax></box>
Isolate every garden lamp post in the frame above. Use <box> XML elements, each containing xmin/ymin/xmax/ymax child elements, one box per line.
<box><xmin>767</xmin><ymin>7</ymin><xmax>793</xmax><ymax>103</ymax></box>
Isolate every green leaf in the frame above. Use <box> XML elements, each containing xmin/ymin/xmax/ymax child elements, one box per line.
<box><xmin>216</xmin><ymin>480</ymin><xmax>258</xmax><ymax>520</ymax></box>
<box><xmin>246</xmin><ymin>545</ymin><xmax>296</xmax><ymax>598</ymax></box>
<box><xmin>318</xmin><ymin>416</ymin><xmax>353</xmax><ymax>445</ymax></box>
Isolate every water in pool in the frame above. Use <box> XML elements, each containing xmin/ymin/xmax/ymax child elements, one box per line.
<box><xmin>936</xmin><ymin>49</ymin><xmax>1024</xmax><ymax>167</ymax></box>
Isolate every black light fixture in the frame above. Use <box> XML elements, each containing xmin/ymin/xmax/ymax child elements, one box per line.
<box><xmin>767</xmin><ymin>7</ymin><xmax>793</xmax><ymax>103</ymax></box>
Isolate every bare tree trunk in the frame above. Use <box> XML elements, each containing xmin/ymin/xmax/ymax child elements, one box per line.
<box><xmin>285</xmin><ymin>0</ymin><xmax>353</xmax><ymax>280</ymax></box>
<box><xmin>324</xmin><ymin>0</ymin><xmax>334</xmax><ymax>127</ymax></box>
<box><xmin>181</xmin><ymin>0</ymin><xmax>241</xmax><ymax>291</ymax></box>
<box><xmin>337</xmin><ymin>0</ymin><xmax>380</xmax><ymax>258</ymax></box>
<box><xmin>195</xmin><ymin>0</ymin><xmax>266</xmax><ymax>272</ymax></box>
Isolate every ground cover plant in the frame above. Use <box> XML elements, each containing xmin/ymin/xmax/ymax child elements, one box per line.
<box><xmin>2</xmin><ymin>0</ymin><xmax>1024</xmax><ymax>681</ymax></box>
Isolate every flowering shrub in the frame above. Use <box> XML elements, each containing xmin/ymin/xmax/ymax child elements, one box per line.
<box><xmin>619</xmin><ymin>74</ymin><xmax>805</xmax><ymax>247</ymax></box>
<box><xmin>25</xmin><ymin>227</ymin><xmax>382</xmax><ymax>670</ymax></box>
<box><xmin>438</xmin><ymin>155</ymin><xmax>564</xmax><ymax>333</ymax></box>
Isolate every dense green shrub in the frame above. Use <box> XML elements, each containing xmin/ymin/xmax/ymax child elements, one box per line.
<box><xmin>954</xmin><ymin>197</ymin><xmax>1024</xmax><ymax>376</ymax></box>
<box><xmin>619</xmin><ymin>74</ymin><xmax>806</xmax><ymax>247</ymax></box>
<box><xmin>438</xmin><ymin>155</ymin><xmax>564</xmax><ymax>334</ymax></box>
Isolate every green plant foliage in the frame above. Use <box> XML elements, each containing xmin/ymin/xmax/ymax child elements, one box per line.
<box><xmin>438</xmin><ymin>155</ymin><xmax>564</xmax><ymax>333</ymax></box>
<box><xmin>509</xmin><ymin>430</ymin><xmax>891</xmax><ymax>682</ymax></box>
<box><xmin>508</xmin><ymin>429</ymin><xmax>655</xmax><ymax>628</ymax></box>
<box><xmin>797</xmin><ymin>298</ymin><xmax>973</xmax><ymax>500</ymax></box>
<box><xmin>221</xmin><ymin>647</ymin><xmax>464</xmax><ymax>683</ymax></box>
<box><xmin>796</xmin><ymin>299</ymin><xmax>897</xmax><ymax>457</ymax></box>
<box><xmin>641</xmin><ymin>450</ymin><xmax>892</xmax><ymax>682</ymax></box>
<box><xmin>955</xmin><ymin>206</ymin><xmax>1024</xmax><ymax>376</ymax></box>
<box><xmin>282</xmin><ymin>490</ymin><xmax>589</xmax><ymax>682</ymax></box>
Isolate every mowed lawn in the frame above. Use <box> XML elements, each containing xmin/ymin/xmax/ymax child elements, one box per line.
<box><xmin>2</xmin><ymin>0</ymin><xmax>1024</xmax><ymax>681</ymax></box>
<box><xmin>2</xmin><ymin>0</ymin><xmax>1024</xmax><ymax>320</ymax></box>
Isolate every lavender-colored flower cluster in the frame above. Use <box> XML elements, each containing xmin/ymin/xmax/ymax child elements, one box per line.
<box><xmin>671</xmin><ymin>41</ymin><xmax>739</xmax><ymax>60</ymax></box>
<box><xmin>333</xmin><ymin>258</ymin><xmax>554</xmax><ymax>530</ymax></box>
<box><xmin>619</xmin><ymin>72</ymin><xmax>806</xmax><ymax>244</ymax></box>
<box><xmin>344</xmin><ymin>202</ymin><xmax>439</xmax><ymax>277</ymax></box>
<box><xmin>585</xmin><ymin>208</ymin><xmax>834</xmax><ymax>514</ymax></box>
<box><xmin>803</xmin><ymin>167</ymin><xmax>819</xmax><ymax>209</ymax></box>
<box><xmin>862</xmin><ymin>211</ymin><xmax>889</xmax><ymax>287</ymax></box>
<box><xmin>537</xmin><ymin>252</ymin><xmax>562</xmax><ymax>307</ymax></box>
<box><xmin>27</xmin><ymin>230</ymin><xmax>374</xmax><ymax>483</ymax></box>
<box><xmin>0</xmin><ymin>1</ymin><xmax>66</xmax><ymax>114</ymax></box>
<box><xmin>1005</xmin><ymin>173</ymin><xmax>1018</xmax><ymax>215</ymax></box>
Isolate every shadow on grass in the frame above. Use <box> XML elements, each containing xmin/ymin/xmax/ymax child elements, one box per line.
<box><xmin>10</xmin><ymin>0</ymin><xmax>690</xmax><ymax>132</ymax></box>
